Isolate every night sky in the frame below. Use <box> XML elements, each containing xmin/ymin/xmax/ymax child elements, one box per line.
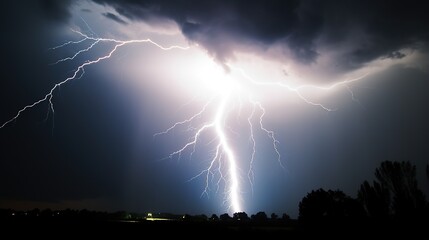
<box><xmin>1</xmin><ymin>0</ymin><xmax>428</xmax><ymax>217</ymax></box>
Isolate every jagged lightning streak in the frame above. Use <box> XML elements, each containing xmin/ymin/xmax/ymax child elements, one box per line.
<box><xmin>161</xmin><ymin>89</ymin><xmax>242</xmax><ymax>212</ymax></box>
<box><xmin>247</xmin><ymin>103</ymin><xmax>257</xmax><ymax>194</ymax></box>
<box><xmin>213</xmin><ymin>91</ymin><xmax>241</xmax><ymax>212</ymax></box>
<box><xmin>233</xmin><ymin>66</ymin><xmax>368</xmax><ymax>112</ymax></box>
<box><xmin>1</xmin><ymin>27</ymin><xmax>369</xmax><ymax>214</ymax></box>
<box><xmin>155</xmin><ymin>65</ymin><xmax>368</xmax><ymax>213</ymax></box>
<box><xmin>0</xmin><ymin>30</ymin><xmax>188</xmax><ymax>129</ymax></box>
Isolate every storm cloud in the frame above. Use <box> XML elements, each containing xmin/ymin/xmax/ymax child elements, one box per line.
<box><xmin>90</xmin><ymin>0</ymin><xmax>429</xmax><ymax>70</ymax></box>
<box><xmin>102</xmin><ymin>12</ymin><xmax>128</xmax><ymax>25</ymax></box>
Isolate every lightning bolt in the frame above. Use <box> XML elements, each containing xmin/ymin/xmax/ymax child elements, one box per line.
<box><xmin>1</xmin><ymin>26</ymin><xmax>368</xmax><ymax>214</ymax></box>
<box><xmin>0</xmin><ymin>29</ymin><xmax>188</xmax><ymax>129</ymax></box>
<box><xmin>154</xmin><ymin>65</ymin><xmax>368</xmax><ymax>213</ymax></box>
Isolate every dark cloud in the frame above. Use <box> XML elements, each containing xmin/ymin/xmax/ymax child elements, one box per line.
<box><xmin>93</xmin><ymin>0</ymin><xmax>429</xmax><ymax>70</ymax></box>
<box><xmin>384</xmin><ymin>51</ymin><xmax>406</xmax><ymax>60</ymax></box>
<box><xmin>38</xmin><ymin>0</ymin><xmax>73</xmax><ymax>22</ymax></box>
<box><xmin>102</xmin><ymin>12</ymin><xmax>128</xmax><ymax>25</ymax></box>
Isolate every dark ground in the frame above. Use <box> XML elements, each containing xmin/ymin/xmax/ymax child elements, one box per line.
<box><xmin>2</xmin><ymin>217</ymin><xmax>427</xmax><ymax>238</ymax></box>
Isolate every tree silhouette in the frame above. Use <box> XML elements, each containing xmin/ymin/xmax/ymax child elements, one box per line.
<box><xmin>358</xmin><ymin>180</ymin><xmax>390</xmax><ymax>217</ymax></box>
<box><xmin>374</xmin><ymin>161</ymin><xmax>426</xmax><ymax>217</ymax></box>
<box><xmin>299</xmin><ymin>188</ymin><xmax>364</xmax><ymax>220</ymax></box>
<box><xmin>282</xmin><ymin>213</ymin><xmax>291</xmax><ymax>221</ymax></box>
<box><xmin>209</xmin><ymin>214</ymin><xmax>219</xmax><ymax>221</ymax></box>
<box><xmin>270</xmin><ymin>212</ymin><xmax>278</xmax><ymax>220</ymax></box>
<box><xmin>233</xmin><ymin>212</ymin><xmax>249</xmax><ymax>221</ymax></box>
<box><xmin>251</xmin><ymin>211</ymin><xmax>268</xmax><ymax>222</ymax></box>
<box><xmin>219</xmin><ymin>213</ymin><xmax>232</xmax><ymax>221</ymax></box>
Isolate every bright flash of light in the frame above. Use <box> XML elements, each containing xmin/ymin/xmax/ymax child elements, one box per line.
<box><xmin>0</xmin><ymin>27</ymin><xmax>369</xmax><ymax>214</ymax></box>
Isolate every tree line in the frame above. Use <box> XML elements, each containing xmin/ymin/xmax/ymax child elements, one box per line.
<box><xmin>299</xmin><ymin>161</ymin><xmax>428</xmax><ymax>220</ymax></box>
<box><xmin>2</xmin><ymin>161</ymin><xmax>428</xmax><ymax>223</ymax></box>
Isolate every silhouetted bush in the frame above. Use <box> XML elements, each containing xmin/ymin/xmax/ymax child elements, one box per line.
<box><xmin>209</xmin><ymin>214</ymin><xmax>219</xmax><ymax>221</ymax></box>
<box><xmin>219</xmin><ymin>213</ymin><xmax>232</xmax><ymax>221</ymax></box>
<box><xmin>233</xmin><ymin>212</ymin><xmax>249</xmax><ymax>221</ymax></box>
<box><xmin>299</xmin><ymin>188</ymin><xmax>364</xmax><ymax>220</ymax></box>
<box><xmin>251</xmin><ymin>211</ymin><xmax>268</xmax><ymax>222</ymax></box>
<box><xmin>282</xmin><ymin>213</ymin><xmax>291</xmax><ymax>221</ymax></box>
<box><xmin>270</xmin><ymin>213</ymin><xmax>278</xmax><ymax>220</ymax></box>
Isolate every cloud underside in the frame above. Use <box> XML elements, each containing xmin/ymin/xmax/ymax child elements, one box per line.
<box><xmin>39</xmin><ymin>0</ymin><xmax>428</xmax><ymax>75</ymax></box>
<box><xmin>102</xmin><ymin>12</ymin><xmax>128</xmax><ymax>25</ymax></box>
<box><xmin>89</xmin><ymin>0</ymin><xmax>428</xmax><ymax>72</ymax></box>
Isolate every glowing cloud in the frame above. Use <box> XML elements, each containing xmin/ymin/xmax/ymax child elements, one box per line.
<box><xmin>0</xmin><ymin>22</ymin><xmax>378</xmax><ymax>213</ymax></box>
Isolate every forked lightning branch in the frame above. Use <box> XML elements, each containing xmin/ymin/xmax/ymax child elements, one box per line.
<box><xmin>0</xmin><ymin>27</ymin><xmax>366</xmax><ymax>213</ymax></box>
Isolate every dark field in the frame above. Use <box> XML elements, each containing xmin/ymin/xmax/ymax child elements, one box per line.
<box><xmin>2</xmin><ymin>217</ymin><xmax>427</xmax><ymax>238</ymax></box>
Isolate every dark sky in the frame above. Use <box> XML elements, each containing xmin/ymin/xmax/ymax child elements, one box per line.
<box><xmin>0</xmin><ymin>0</ymin><xmax>428</xmax><ymax>217</ymax></box>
